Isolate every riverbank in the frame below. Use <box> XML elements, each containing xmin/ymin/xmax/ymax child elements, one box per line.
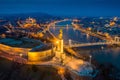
<box><xmin>73</xmin><ymin>46</ymin><xmax>120</xmax><ymax>80</ymax></box>
<box><xmin>92</xmin><ymin>59</ymin><xmax>120</xmax><ymax>80</ymax></box>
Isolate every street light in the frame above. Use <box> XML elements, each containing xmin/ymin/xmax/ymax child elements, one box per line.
<box><xmin>19</xmin><ymin>53</ymin><xmax>23</xmax><ymax>57</ymax></box>
<box><xmin>101</xmin><ymin>46</ymin><xmax>104</xmax><ymax>49</ymax></box>
<box><xmin>89</xmin><ymin>55</ymin><xmax>92</xmax><ymax>64</ymax></box>
<box><xmin>56</xmin><ymin>40</ymin><xmax>59</xmax><ymax>44</ymax></box>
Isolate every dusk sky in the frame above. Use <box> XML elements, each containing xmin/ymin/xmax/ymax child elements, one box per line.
<box><xmin>0</xmin><ymin>0</ymin><xmax>120</xmax><ymax>16</ymax></box>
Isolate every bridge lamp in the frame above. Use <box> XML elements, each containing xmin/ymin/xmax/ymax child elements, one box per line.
<box><xmin>101</xmin><ymin>46</ymin><xmax>104</xmax><ymax>49</ymax></box>
<box><xmin>89</xmin><ymin>55</ymin><xmax>92</xmax><ymax>64</ymax></box>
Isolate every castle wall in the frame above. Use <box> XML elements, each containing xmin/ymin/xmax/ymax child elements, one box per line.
<box><xmin>28</xmin><ymin>48</ymin><xmax>55</xmax><ymax>61</ymax></box>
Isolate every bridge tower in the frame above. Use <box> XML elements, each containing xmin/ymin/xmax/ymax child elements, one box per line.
<box><xmin>69</xmin><ymin>39</ymin><xmax>72</xmax><ymax>47</ymax></box>
<box><xmin>114</xmin><ymin>36</ymin><xmax>120</xmax><ymax>42</ymax></box>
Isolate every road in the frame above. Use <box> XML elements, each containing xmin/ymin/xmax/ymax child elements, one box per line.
<box><xmin>72</xmin><ymin>23</ymin><xmax>114</xmax><ymax>42</ymax></box>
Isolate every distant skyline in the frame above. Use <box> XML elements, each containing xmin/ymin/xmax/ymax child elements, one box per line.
<box><xmin>0</xmin><ymin>0</ymin><xmax>120</xmax><ymax>17</ymax></box>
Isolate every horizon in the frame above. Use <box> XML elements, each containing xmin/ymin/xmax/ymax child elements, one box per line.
<box><xmin>0</xmin><ymin>12</ymin><xmax>119</xmax><ymax>18</ymax></box>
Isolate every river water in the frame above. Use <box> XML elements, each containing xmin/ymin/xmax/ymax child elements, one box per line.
<box><xmin>50</xmin><ymin>21</ymin><xmax>120</xmax><ymax>70</ymax></box>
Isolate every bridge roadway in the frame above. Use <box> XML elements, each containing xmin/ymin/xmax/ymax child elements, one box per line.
<box><xmin>72</xmin><ymin>23</ymin><xmax>114</xmax><ymax>42</ymax></box>
<box><xmin>52</xmin><ymin>25</ymin><xmax>73</xmax><ymax>27</ymax></box>
<box><xmin>67</xmin><ymin>41</ymin><xmax>120</xmax><ymax>48</ymax></box>
<box><xmin>50</xmin><ymin>26</ymin><xmax>73</xmax><ymax>29</ymax></box>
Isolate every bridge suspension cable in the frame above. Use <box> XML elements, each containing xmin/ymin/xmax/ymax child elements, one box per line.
<box><xmin>66</xmin><ymin>39</ymin><xmax>120</xmax><ymax>48</ymax></box>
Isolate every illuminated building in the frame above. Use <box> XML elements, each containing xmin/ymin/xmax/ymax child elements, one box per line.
<box><xmin>0</xmin><ymin>34</ymin><xmax>6</xmax><ymax>38</ymax></box>
<box><xmin>28</xmin><ymin>44</ymin><xmax>55</xmax><ymax>61</ymax></box>
<box><xmin>86</xmin><ymin>27</ymin><xmax>92</xmax><ymax>31</ymax></box>
<box><xmin>17</xmin><ymin>17</ymin><xmax>40</xmax><ymax>29</ymax></box>
<box><xmin>110</xmin><ymin>21</ymin><xmax>115</xmax><ymax>26</ymax></box>
<box><xmin>113</xmin><ymin>17</ymin><xmax>118</xmax><ymax>21</ymax></box>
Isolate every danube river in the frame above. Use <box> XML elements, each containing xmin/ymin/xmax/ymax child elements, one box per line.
<box><xmin>50</xmin><ymin>21</ymin><xmax>120</xmax><ymax>70</ymax></box>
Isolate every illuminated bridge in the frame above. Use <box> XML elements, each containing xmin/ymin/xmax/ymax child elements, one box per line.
<box><xmin>47</xmin><ymin>19</ymin><xmax>72</xmax><ymax>28</ymax></box>
<box><xmin>66</xmin><ymin>39</ymin><xmax>120</xmax><ymax>48</ymax></box>
<box><xmin>50</xmin><ymin>19</ymin><xmax>115</xmax><ymax>42</ymax></box>
<box><xmin>48</xmin><ymin>19</ymin><xmax>120</xmax><ymax>48</ymax></box>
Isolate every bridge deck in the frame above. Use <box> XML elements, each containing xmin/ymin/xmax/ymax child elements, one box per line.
<box><xmin>67</xmin><ymin>42</ymin><xmax>120</xmax><ymax>47</ymax></box>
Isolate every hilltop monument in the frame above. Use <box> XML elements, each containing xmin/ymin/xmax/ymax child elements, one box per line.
<box><xmin>58</xmin><ymin>29</ymin><xmax>64</xmax><ymax>53</ymax></box>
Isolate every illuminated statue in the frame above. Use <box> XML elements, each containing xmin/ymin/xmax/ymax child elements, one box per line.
<box><xmin>59</xmin><ymin>29</ymin><xmax>63</xmax><ymax>53</ymax></box>
<box><xmin>55</xmin><ymin>29</ymin><xmax>64</xmax><ymax>63</ymax></box>
<box><xmin>59</xmin><ymin>29</ymin><xmax>63</xmax><ymax>39</ymax></box>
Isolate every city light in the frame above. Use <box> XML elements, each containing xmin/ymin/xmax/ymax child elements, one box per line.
<box><xmin>56</xmin><ymin>41</ymin><xmax>59</xmax><ymax>44</ymax></box>
<box><xmin>0</xmin><ymin>7</ymin><xmax>120</xmax><ymax>80</ymax></box>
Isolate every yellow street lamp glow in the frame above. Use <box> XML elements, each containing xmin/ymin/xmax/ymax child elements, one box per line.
<box><xmin>56</xmin><ymin>41</ymin><xmax>59</xmax><ymax>44</ymax></box>
<box><xmin>58</xmin><ymin>67</ymin><xmax>65</xmax><ymax>75</ymax></box>
<box><xmin>19</xmin><ymin>53</ymin><xmax>23</xmax><ymax>57</ymax></box>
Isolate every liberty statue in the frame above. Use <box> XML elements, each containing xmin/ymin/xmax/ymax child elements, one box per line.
<box><xmin>58</xmin><ymin>29</ymin><xmax>63</xmax><ymax>40</ymax></box>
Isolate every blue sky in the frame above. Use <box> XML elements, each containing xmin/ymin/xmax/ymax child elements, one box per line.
<box><xmin>0</xmin><ymin>0</ymin><xmax>120</xmax><ymax>16</ymax></box>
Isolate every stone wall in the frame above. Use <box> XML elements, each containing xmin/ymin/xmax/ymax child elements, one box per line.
<box><xmin>28</xmin><ymin>48</ymin><xmax>55</xmax><ymax>61</ymax></box>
